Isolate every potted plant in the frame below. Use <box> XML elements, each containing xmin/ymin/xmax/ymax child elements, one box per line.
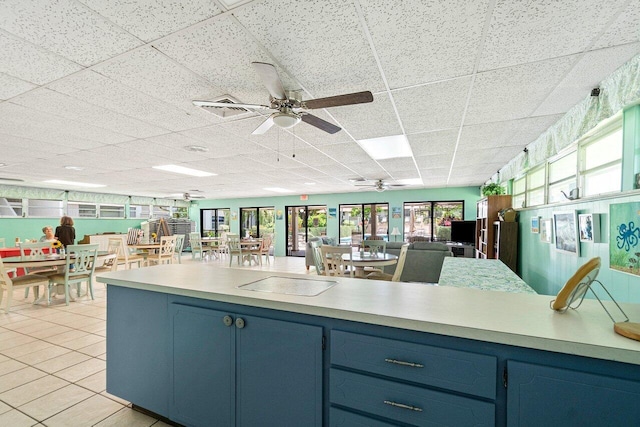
<box><xmin>481</xmin><ymin>183</ymin><xmax>505</xmax><ymax>196</ymax></box>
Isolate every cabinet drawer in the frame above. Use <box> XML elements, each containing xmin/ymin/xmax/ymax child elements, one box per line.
<box><xmin>331</xmin><ymin>369</ymin><xmax>495</xmax><ymax>426</ymax></box>
<box><xmin>331</xmin><ymin>330</ymin><xmax>497</xmax><ymax>399</ymax></box>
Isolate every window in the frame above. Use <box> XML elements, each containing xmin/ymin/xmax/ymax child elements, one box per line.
<box><xmin>403</xmin><ymin>201</ymin><xmax>463</xmax><ymax>242</ymax></box>
<box><xmin>548</xmin><ymin>150</ymin><xmax>577</xmax><ymax>204</ymax></box>
<box><xmin>339</xmin><ymin>203</ymin><xmax>389</xmax><ymax>245</ymax></box>
<box><xmin>0</xmin><ymin>198</ymin><xmax>22</xmax><ymax>217</ymax></box>
<box><xmin>153</xmin><ymin>205</ymin><xmax>172</xmax><ymax>219</ymax></box>
<box><xmin>512</xmin><ymin>177</ymin><xmax>526</xmax><ymax>209</ymax></box>
<box><xmin>130</xmin><ymin>204</ymin><xmax>150</xmax><ymax>219</ymax></box>
<box><xmin>526</xmin><ymin>166</ymin><xmax>545</xmax><ymax>207</ymax></box>
<box><xmin>201</xmin><ymin>208</ymin><xmax>230</xmax><ymax>237</ymax></box>
<box><xmin>67</xmin><ymin>202</ymin><xmax>97</xmax><ymax>218</ymax></box>
<box><xmin>240</xmin><ymin>207</ymin><xmax>275</xmax><ymax>238</ymax></box>
<box><xmin>581</xmin><ymin>128</ymin><xmax>622</xmax><ymax>197</ymax></box>
<box><xmin>99</xmin><ymin>204</ymin><xmax>125</xmax><ymax>218</ymax></box>
<box><xmin>27</xmin><ymin>199</ymin><xmax>63</xmax><ymax>218</ymax></box>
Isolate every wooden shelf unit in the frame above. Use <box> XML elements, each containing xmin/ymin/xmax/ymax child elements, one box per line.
<box><xmin>475</xmin><ymin>195</ymin><xmax>512</xmax><ymax>260</ymax></box>
<box><xmin>494</xmin><ymin>220</ymin><xmax>518</xmax><ymax>272</ymax></box>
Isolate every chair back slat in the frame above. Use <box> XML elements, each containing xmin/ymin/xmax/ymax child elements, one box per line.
<box><xmin>20</xmin><ymin>241</ymin><xmax>52</xmax><ymax>259</ymax></box>
<box><xmin>65</xmin><ymin>244</ymin><xmax>99</xmax><ymax>276</ymax></box>
<box><xmin>391</xmin><ymin>244</ymin><xmax>410</xmax><ymax>282</ymax></box>
<box><xmin>321</xmin><ymin>245</ymin><xmax>353</xmax><ymax>277</ymax></box>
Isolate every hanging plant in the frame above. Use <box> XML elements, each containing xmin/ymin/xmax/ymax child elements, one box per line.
<box><xmin>481</xmin><ymin>183</ymin><xmax>505</xmax><ymax>196</ymax></box>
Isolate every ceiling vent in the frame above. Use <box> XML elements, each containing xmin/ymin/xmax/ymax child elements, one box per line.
<box><xmin>197</xmin><ymin>95</ymin><xmax>251</xmax><ymax>119</ymax></box>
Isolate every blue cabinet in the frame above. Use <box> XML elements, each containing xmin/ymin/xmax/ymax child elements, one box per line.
<box><xmin>170</xmin><ymin>303</ymin><xmax>323</xmax><ymax>427</ymax></box>
<box><xmin>507</xmin><ymin>360</ymin><xmax>640</xmax><ymax>426</ymax></box>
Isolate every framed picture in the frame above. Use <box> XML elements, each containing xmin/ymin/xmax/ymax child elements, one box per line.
<box><xmin>579</xmin><ymin>213</ymin><xmax>600</xmax><ymax>242</ymax></box>
<box><xmin>540</xmin><ymin>218</ymin><xmax>552</xmax><ymax>243</ymax></box>
<box><xmin>553</xmin><ymin>211</ymin><xmax>579</xmax><ymax>255</ymax></box>
<box><xmin>610</xmin><ymin>202</ymin><xmax>640</xmax><ymax>276</ymax></box>
<box><xmin>531</xmin><ymin>216</ymin><xmax>540</xmax><ymax>233</ymax></box>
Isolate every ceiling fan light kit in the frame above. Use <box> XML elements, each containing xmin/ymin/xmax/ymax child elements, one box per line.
<box><xmin>192</xmin><ymin>62</ymin><xmax>373</xmax><ymax>134</ymax></box>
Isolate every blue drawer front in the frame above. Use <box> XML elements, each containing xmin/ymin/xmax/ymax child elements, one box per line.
<box><xmin>331</xmin><ymin>369</ymin><xmax>495</xmax><ymax>426</ymax></box>
<box><xmin>330</xmin><ymin>407</ymin><xmax>400</xmax><ymax>426</ymax></box>
<box><xmin>331</xmin><ymin>330</ymin><xmax>497</xmax><ymax>399</ymax></box>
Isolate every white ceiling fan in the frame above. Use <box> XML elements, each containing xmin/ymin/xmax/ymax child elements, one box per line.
<box><xmin>193</xmin><ymin>62</ymin><xmax>373</xmax><ymax>135</ymax></box>
<box><xmin>352</xmin><ymin>178</ymin><xmax>406</xmax><ymax>192</ymax></box>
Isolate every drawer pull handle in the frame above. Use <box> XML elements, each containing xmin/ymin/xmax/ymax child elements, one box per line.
<box><xmin>384</xmin><ymin>400</ymin><xmax>423</xmax><ymax>412</ymax></box>
<box><xmin>384</xmin><ymin>358</ymin><xmax>424</xmax><ymax>368</ymax></box>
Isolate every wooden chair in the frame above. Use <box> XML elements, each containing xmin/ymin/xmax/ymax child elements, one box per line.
<box><xmin>363</xmin><ymin>239</ymin><xmax>387</xmax><ymax>274</ymax></box>
<box><xmin>118</xmin><ymin>241</ymin><xmax>147</xmax><ymax>269</ymax></box>
<box><xmin>308</xmin><ymin>240</ymin><xmax>325</xmax><ymax>276</ymax></box>
<box><xmin>20</xmin><ymin>241</ymin><xmax>58</xmax><ymax>299</ymax></box>
<box><xmin>321</xmin><ymin>245</ymin><xmax>354</xmax><ymax>277</ymax></box>
<box><xmin>367</xmin><ymin>243</ymin><xmax>409</xmax><ymax>282</ymax></box>
<box><xmin>147</xmin><ymin>236</ymin><xmax>177</xmax><ymax>266</ymax></box>
<box><xmin>173</xmin><ymin>234</ymin><xmax>185</xmax><ymax>264</ymax></box>
<box><xmin>0</xmin><ymin>257</ymin><xmax>50</xmax><ymax>312</ymax></box>
<box><xmin>251</xmin><ymin>235</ymin><xmax>272</xmax><ymax>265</ymax></box>
<box><xmin>48</xmin><ymin>244</ymin><xmax>99</xmax><ymax>305</ymax></box>
<box><xmin>94</xmin><ymin>238</ymin><xmax>122</xmax><ymax>273</ymax></box>
<box><xmin>189</xmin><ymin>232</ymin><xmax>208</xmax><ymax>260</ymax></box>
<box><xmin>228</xmin><ymin>235</ymin><xmax>244</xmax><ymax>266</ymax></box>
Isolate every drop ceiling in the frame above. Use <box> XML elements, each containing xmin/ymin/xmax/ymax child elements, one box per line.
<box><xmin>0</xmin><ymin>0</ymin><xmax>638</xmax><ymax>200</ymax></box>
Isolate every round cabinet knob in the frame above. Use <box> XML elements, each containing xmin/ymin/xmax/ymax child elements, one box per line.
<box><xmin>222</xmin><ymin>315</ymin><xmax>233</xmax><ymax>327</ymax></box>
<box><xmin>235</xmin><ymin>318</ymin><xmax>245</xmax><ymax>329</ymax></box>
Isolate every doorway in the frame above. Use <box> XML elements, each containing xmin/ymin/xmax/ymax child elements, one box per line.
<box><xmin>286</xmin><ymin>205</ymin><xmax>327</xmax><ymax>257</ymax></box>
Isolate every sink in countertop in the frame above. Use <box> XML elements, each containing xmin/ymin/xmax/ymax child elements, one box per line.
<box><xmin>237</xmin><ymin>276</ymin><xmax>338</xmax><ymax>297</ymax></box>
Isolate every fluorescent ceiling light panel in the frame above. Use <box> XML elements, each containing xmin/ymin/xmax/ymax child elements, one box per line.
<box><xmin>263</xmin><ymin>187</ymin><xmax>293</xmax><ymax>193</ymax></box>
<box><xmin>397</xmin><ymin>178</ymin><xmax>423</xmax><ymax>185</ymax></box>
<box><xmin>153</xmin><ymin>164</ymin><xmax>216</xmax><ymax>177</ymax></box>
<box><xmin>357</xmin><ymin>135</ymin><xmax>412</xmax><ymax>160</ymax></box>
<box><xmin>44</xmin><ymin>179</ymin><xmax>106</xmax><ymax>188</ymax></box>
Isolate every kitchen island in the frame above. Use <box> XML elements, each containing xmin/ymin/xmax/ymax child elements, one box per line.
<box><xmin>98</xmin><ymin>264</ymin><xmax>640</xmax><ymax>427</ymax></box>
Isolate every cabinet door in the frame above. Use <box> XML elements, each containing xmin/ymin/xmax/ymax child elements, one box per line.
<box><xmin>507</xmin><ymin>360</ymin><xmax>640</xmax><ymax>426</ymax></box>
<box><xmin>106</xmin><ymin>286</ymin><xmax>169</xmax><ymax>417</ymax></box>
<box><xmin>170</xmin><ymin>304</ymin><xmax>235</xmax><ymax>427</ymax></box>
<box><xmin>236</xmin><ymin>315</ymin><xmax>323</xmax><ymax>427</ymax></box>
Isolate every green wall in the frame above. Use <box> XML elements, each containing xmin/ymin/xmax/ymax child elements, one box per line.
<box><xmin>0</xmin><ymin>218</ymin><xmax>142</xmax><ymax>245</ymax></box>
<box><xmin>190</xmin><ymin>186</ymin><xmax>481</xmax><ymax>257</ymax></box>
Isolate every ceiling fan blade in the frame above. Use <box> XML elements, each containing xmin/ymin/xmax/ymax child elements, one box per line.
<box><xmin>252</xmin><ymin>116</ymin><xmax>275</xmax><ymax>135</ymax></box>
<box><xmin>251</xmin><ymin>62</ymin><xmax>287</xmax><ymax>100</ymax></box>
<box><xmin>192</xmin><ymin>100</ymin><xmax>273</xmax><ymax>110</ymax></box>
<box><xmin>303</xmin><ymin>91</ymin><xmax>373</xmax><ymax>110</ymax></box>
<box><xmin>301</xmin><ymin>114</ymin><xmax>341</xmax><ymax>134</ymax></box>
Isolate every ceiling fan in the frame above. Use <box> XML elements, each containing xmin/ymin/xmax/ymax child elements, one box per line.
<box><xmin>193</xmin><ymin>62</ymin><xmax>373</xmax><ymax>135</ymax></box>
<box><xmin>353</xmin><ymin>179</ymin><xmax>406</xmax><ymax>192</ymax></box>
<box><xmin>183</xmin><ymin>192</ymin><xmax>205</xmax><ymax>201</ymax></box>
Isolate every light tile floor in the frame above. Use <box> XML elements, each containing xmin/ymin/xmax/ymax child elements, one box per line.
<box><xmin>0</xmin><ymin>254</ymin><xmax>309</xmax><ymax>426</ymax></box>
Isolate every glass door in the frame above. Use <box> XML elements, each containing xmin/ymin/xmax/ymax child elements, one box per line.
<box><xmin>200</xmin><ymin>208</ymin><xmax>230</xmax><ymax>237</ymax></box>
<box><xmin>286</xmin><ymin>205</ymin><xmax>327</xmax><ymax>257</ymax></box>
<box><xmin>240</xmin><ymin>207</ymin><xmax>274</xmax><ymax>238</ymax></box>
<box><xmin>339</xmin><ymin>203</ymin><xmax>389</xmax><ymax>245</ymax></box>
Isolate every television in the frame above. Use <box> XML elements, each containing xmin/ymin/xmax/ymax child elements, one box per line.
<box><xmin>450</xmin><ymin>220</ymin><xmax>476</xmax><ymax>244</ymax></box>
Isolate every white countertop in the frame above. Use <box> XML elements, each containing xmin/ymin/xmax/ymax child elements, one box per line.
<box><xmin>97</xmin><ymin>264</ymin><xmax>640</xmax><ymax>366</ymax></box>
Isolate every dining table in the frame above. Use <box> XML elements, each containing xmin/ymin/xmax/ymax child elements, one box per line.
<box><xmin>201</xmin><ymin>237</ymin><xmax>224</xmax><ymax>260</ymax></box>
<box><xmin>346</xmin><ymin>251</ymin><xmax>398</xmax><ymax>278</ymax></box>
<box><xmin>239</xmin><ymin>239</ymin><xmax>262</xmax><ymax>265</ymax></box>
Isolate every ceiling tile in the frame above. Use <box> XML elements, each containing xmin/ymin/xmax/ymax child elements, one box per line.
<box><xmin>78</xmin><ymin>0</ymin><xmax>222</xmax><ymax>42</ymax></box>
<box><xmin>0</xmin><ymin>0</ymin><xmax>143</xmax><ymax>66</ymax></box>
<box><xmin>327</xmin><ymin>92</ymin><xmax>401</xmax><ymax>140</ymax></box>
<box><xmin>394</xmin><ymin>77</ymin><xmax>472</xmax><ymax>133</ymax></box>
<box><xmin>415</xmin><ymin>155</ymin><xmax>454</xmax><ymax>170</ymax></box>
<box><xmin>593</xmin><ymin>1</ymin><xmax>640</xmax><ymax>49</ymax></box>
<box><xmin>479</xmin><ymin>0</ymin><xmax>628</xmax><ymax>71</ymax></box>
<box><xmin>408</xmin><ymin>130</ymin><xmax>459</xmax><ymax>157</ymax></box>
<box><xmin>0</xmin><ymin>73</ymin><xmax>37</xmax><ymax>99</ymax></box>
<box><xmin>465</xmin><ymin>56</ymin><xmax>576</xmax><ymax>125</ymax></box>
<box><xmin>0</xmin><ymin>32</ymin><xmax>83</xmax><ymax>85</ymax></box>
<box><xmin>235</xmin><ymin>0</ymin><xmax>385</xmax><ymax>97</ymax></box>
<box><xmin>360</xmin><ymin>0</ymin><xmax>489</xmax><ymax>87</ymax></box>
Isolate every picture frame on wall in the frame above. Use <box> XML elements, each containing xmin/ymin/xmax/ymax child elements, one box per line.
<box><xmin>579</xmin><ymin>213</ymin><xmax>600</xmax><ymax>242</ymax></box>
<box><xmin>553</xmin><ymin>211</ymin><xmax>579</xmax><ymax>255</ymax></box>
<box><xmin>540</xmin><ymin>218</ymin><xmax>552</xmax><ymax>243</ymax></box>
<box><xmin>531</xmin><ymin>216</ymin><xmax>540</xmax><ymax>233</ymax></box>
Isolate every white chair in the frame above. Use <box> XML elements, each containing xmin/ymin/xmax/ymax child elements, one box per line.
<box><xmin>47</xmin><ymin>244</ymin><xmax>99</xmax><ymax>305</ymax></box>
<box><xmin>94</xmin><ymin>238</ymin><xmax>122</xmax><ymax>273</ymax></box>
<box><xmin>308</xmin><ymin>240</ymin><xmax>325</xmax><ymax>276</ymax></box>
<box><xmin>118</xmin><ymin>243</ymin><xmax>146</xmax><ymax>269</ymax></box>
<box><xmin>189</xmin><ymin>232</ymin><xmax>208</xmax><ymax>260</ymax></box>
<box><xmin>173</xmin><ymin>234</ymin><xmax>185</xmax><ymax>264</ymax></box>
<box><xmin>228</xmin><ymin>235</ymin><xmax>244</xmax><ymax>266</ymax></box>
<box><xmin>147</xmin><ymin>236</ymin><xmax>177</xmax><ymax>266</ymax></box>
<box><xmin>251</xmin><ymin>235</ymin><xmax>272</xmax><ymax>265</ymax></box>
<box><xmin>363</xmin><ymin>239</ymin><xmax>388</xmax><ymax>274</ymax></box>
<box><xmin>367</xmin><ymin>243</ymin><xmax>409</xmax><ymax>282</ymax></box>
<box><xmin>20</xmin><ymin>241</ymin><xmax>58</xmax><ymax>299</ymax></box>
<box><xmin>0</xmin><ymin>257</ymin><xmax>49</xmax><ymax>313</ymax></box>
<box><xmin>321</xmin><ymin>245</ymin><xmax>354</xmax><ymax>277</ymax></box>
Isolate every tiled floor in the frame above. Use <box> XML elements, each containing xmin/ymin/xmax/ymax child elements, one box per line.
<box><xmin>0</xmin><ymin>254</ymin><xmax>309</xmax><ymax>426</ymax></box>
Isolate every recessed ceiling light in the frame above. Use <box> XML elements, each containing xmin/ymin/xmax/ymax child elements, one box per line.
<box><xmin>64</xmin><ymin>166</ymin><xmax>85</xmax><ymax>171</ymax></box>
<box><xmin>357</xmin><ymin>135</ymin><xmax>412</xmax><ymax>160</ymax></box>
<box><xmin>44</xmin><ymin>179</ymin><xmax>106</xmax><ymax>188</ymax></box>
<box><xmin>263</xmin><ymin>187</ymin><xmax>294</xmax><ymax>193</ymax></box>
<box><xmin>0</xmin><ymin>163</ymin><xmax>7</xmax><ymax>168</ymax></box>
<box><xmin>184</xmin><ymin>145</ymin><xmax>209</xmax><ymax>153</ymax></box>
<box><xmin>304</xmin><ymin>182</ymin><xmax>316</xmax><ymax>186</ymax></box>
<box><xmin>397</xmin><ymin>178</ymin><xmax>423</xmax><ymax>185</ymax></box>
<box><xmin>153</xmin><ymin>165</ymin><xmax>216</xmax><ymax>177</ymax></box>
